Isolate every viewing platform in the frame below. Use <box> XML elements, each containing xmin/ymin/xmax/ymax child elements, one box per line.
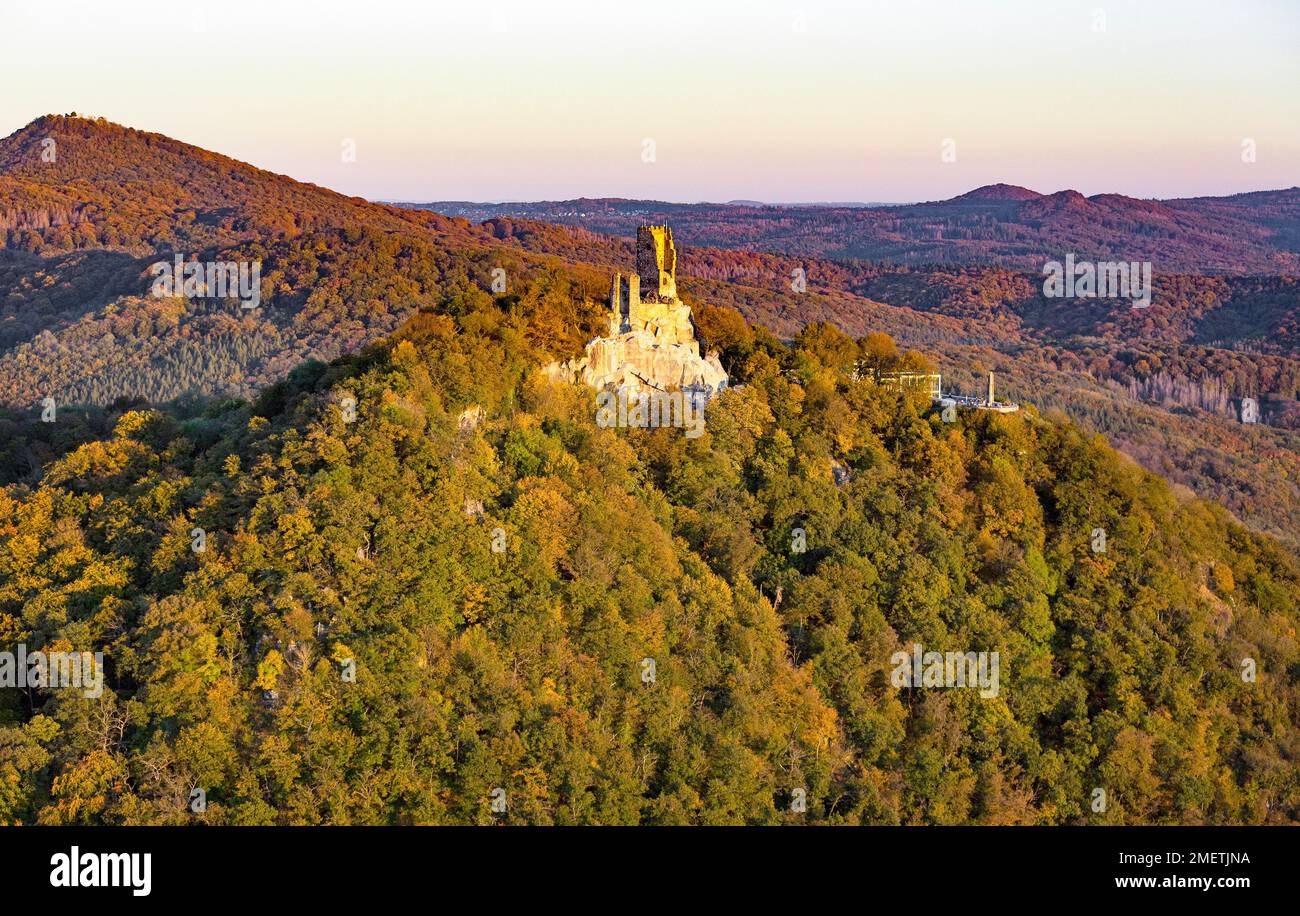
<box><xmin>876</xmin><ymin>369</ymin><xmax>1019</xmax><ymax>413</ymax></box>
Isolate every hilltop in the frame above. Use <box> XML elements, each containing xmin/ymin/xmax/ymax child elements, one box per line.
<box><xmin>1</xmin><ymin>253</ymin><xmax>1297</xmax><ymax>825</ymax></box>
<box><xmin>943</xmin><ymin>183</ymin><xmax>1044</xmax><ymax>203</ymax></box>
<box><xmin>0</xmin><ymin>114</ymin><xmax>567</xmax><ymax>407</ymax></box>
<box><xmin>0</xmin><ymin>114</ymin><xmax>472</xmax><ymax>252</ymax></box>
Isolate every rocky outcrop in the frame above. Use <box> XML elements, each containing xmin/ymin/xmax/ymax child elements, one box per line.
<box><xmin>548</xmin><ymin>329</ymin><xmax>727</xmax><ymax>394</ymax></box>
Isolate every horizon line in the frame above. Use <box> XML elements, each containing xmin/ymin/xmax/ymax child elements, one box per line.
<box><xmin>8</xmin><ymin>114</ymin><xmax>1299</xmax><ymax>208</ymax></box>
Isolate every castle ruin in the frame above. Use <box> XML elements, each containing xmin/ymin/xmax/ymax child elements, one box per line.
<box><xmin>547</xmin><ymin>225</ymin><xmax>728</xmax><ymax>399</ymax></box>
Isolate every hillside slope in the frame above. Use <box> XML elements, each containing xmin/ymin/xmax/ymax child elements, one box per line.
<box><xmin>1</xmin><ymin>295</ymin><xmax>1297</xmax><ymax>825</ymax></box>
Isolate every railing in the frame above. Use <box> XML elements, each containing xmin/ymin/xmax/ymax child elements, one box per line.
<box><xmin>875</xmin><ymin>371</ymin><xmax>942</xmax><ymax>400</ymax></box>
<box><xmin>943</xmin><ymin>394</ymin><xmax>986</xmax><ymax>407</ymax></box>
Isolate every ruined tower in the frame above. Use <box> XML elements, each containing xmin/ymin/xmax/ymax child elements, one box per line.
<box><xmin>626</xmin><ymin>273</ymin><xmax>640</xmax><ymax>321</ymax></box>
<box><xmin>547</xmin><ymin>224</ymin><xmax>726</xmax><ymax>400</ymax></box>
<box><xmin>608</xmin><ymin>271</ymin><xmax>641</xmax><ymax>334</ymax></box>
<box><xmin>608</xmin><ymin>272</ymin><xmax>622</xmax><ymax>336</ymax></box>
<box><xmin>636</xmin><ymin>225</ymin><xmax>677</xmax><ymax>302</ymax></box>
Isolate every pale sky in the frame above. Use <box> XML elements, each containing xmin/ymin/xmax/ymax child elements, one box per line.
<box><xmin>2</xmin><ymin>0</ymin><xmax>1296</xmax><ymax>202</ymax></box>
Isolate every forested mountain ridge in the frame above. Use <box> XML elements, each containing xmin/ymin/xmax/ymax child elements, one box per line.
<box><xmin>477</xmin><ymin>213</ymin><xmax>1300</xmax><ymax>359</ymax></box>
<box><xmin>2</xmin><ymin>114</ymin><xmax>1300</xmax><ymax>554</ymax></box>
<box><xmin>0</xmin><ymin>114</ymin><xmax>474</xmax><ymax>253</ymax></box>
<box><xmin>0</xmin><ymin>115</ymin><xmax>1297</xmax><ymax>825</ymax></box>
<box><xmin>1</xmin><ymin>289</ymin><xmax>1297</xmax><ymax>825</ymax></box>
<box><xmin>411</xmin><ymin>185</ymin><xmax>1300</xmax><ymax>274</ymax></box>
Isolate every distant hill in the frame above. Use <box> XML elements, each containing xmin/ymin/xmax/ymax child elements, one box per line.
<box><xmin>943</xmin><ymin>183</ymin><xmax>1044</xmax><ymax>203</ymax></box>
<box><xmin>407</xmin><ymin>185</ymin><xmax>1300</xmax><ymax>274</ymax></box>
<box><xmin>0</xmin><ymin>114</ymin><xmax>472</xmax><ymax>252</ymax></box>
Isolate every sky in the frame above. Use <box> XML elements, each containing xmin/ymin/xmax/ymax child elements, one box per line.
<box><xmin>2</xmin><ymin>0</ymin><xmax>1297</xmax><ymax>203</ymax></box>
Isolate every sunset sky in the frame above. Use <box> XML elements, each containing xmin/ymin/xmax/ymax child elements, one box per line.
<box><xmin>3</xmin><ymin>0</ymin><xmax>1297</xmax><ymax>202</ymax></box>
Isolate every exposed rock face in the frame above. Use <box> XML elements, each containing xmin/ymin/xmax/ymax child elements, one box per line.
<box><xmin>571</xmin><ymin>331</ymin><xmax>727</xmax><ymax>393</ymax></box>
<box><xmin>457</xmin><ymin>404</ymin><xmax>486</xmax><ymax>432</ymax></box>
<box><xmin>547</xmin><ymin>225</ymin><xmax>728</xmax><ymax>398</ymax></box>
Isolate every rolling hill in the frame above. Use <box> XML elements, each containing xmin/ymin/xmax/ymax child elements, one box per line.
<box><xmin>0</xmin><ymin>115</ymin><xmax>1297</xmax><ymax>826</ymax></box>
<box><xmin>408</xmin><ymin>185</ymin><xmax>1300</xmax><ymax>274</ymax></box>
